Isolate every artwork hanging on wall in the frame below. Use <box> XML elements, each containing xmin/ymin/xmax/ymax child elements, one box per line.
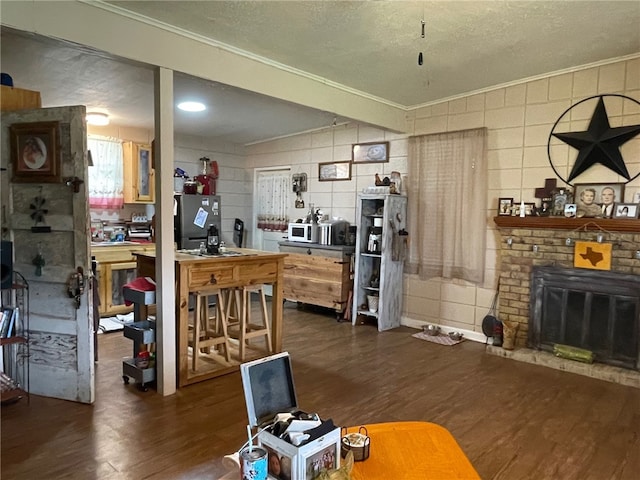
<box><xmin>574</xmin><ymin>241</ymin><xmax>611</xmax><ymax>271</ymax></box>
<box><xmin>319</xmin><ymin>161</ymin><xmax>352</xmax><ymax>181</ymax></box>
<box><xmin>351</xmin><ymin>141</ymin><xmax>389</xmax><ymax>163</ymax></box>
<box><xmin>10</xmin><ymin>121</ymin><xmax>61</xmax><ymax>183</ymax></box>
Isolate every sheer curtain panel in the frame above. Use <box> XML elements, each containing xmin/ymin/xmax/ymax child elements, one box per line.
<box><xmin>256</xmin><ymin>170</ymin><xmax>290</xmax><ymax>232</ymax></box>
<box><xmin>407</xmin><ymin>128</ymin><xmax>488</xmax><ymax>284</ymax></box>
<box><xmin>87</xmin><ymin>136</ymin><xmax>124</xmax><ymax>209</ymax></box>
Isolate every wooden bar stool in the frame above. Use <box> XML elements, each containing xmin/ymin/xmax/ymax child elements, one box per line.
<box><xmin>225</xmin><ymin>284</ymin><xmax>272</xmax><ymax>361</ymax></box>
<box><xmin>191</xmin><ymin>287</ymin><xmax>231</xmax><ymax>371</ymax></box>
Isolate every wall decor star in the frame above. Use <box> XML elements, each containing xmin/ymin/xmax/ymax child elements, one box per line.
<box><xmin>547</xmin><ymin>94</ymin><xmax>640</xmax><ymax>185</ymax></box>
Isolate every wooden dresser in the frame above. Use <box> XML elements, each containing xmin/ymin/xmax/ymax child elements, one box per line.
<box><xmin>279</xmin><ymin>241</ymin><xmax>355</xmax><ymax>320</ymax></box>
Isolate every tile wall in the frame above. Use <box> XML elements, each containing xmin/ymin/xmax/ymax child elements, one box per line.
<box><xmin>246</xmin><ymin>56</ymin><xmax>640</xmax><ymax>338</ymax></box>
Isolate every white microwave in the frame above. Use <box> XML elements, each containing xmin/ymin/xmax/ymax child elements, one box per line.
<box><xmin>287</xmin><ymin>223</ymin><xmax>319</xmax><ymax>243</ymax></box>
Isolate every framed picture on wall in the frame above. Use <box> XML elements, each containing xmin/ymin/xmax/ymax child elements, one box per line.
<box><xmin>351</xmin><ymin>142</ymin><xmax>389</xmax><ymax>163</ymax></box>
<box><xmin>10</xmin><ymin>121</ymin><xmax>61</xmax><ymax>183</ymax></box>
<box><xmin>319</xmin><ymin>161</ymin><xmax>352</xmax><ymax>181</ymax></box>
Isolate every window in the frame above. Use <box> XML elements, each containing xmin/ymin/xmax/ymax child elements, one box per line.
<box><xmin>256</xmin><ymin>169</ymin><xmax>290</xmax><ymax>232</ymax></box>
<box><xmin>87</xmin><ymin>136</ymin><xmax>124</xmax><ymax>209</ymax></box>
<box><xmin>406</xmin><ymin>128</ymin><xmax>488</xmax><ymax>283</ymax></box>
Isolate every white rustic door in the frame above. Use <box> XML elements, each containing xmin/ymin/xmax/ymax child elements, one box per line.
<box><xmin>1</xmin><ymin>106</ymin><xmax>94</xmax><ymax>403</ymax></box>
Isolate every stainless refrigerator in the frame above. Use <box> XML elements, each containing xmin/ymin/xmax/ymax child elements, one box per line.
<box><xmin>174</xmin><ymin>194</ymin><xmax>221</xmax><ymax>249</ymax></box>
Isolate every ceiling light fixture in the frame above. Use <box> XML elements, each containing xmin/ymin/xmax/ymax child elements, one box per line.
<box><xmin>86</xmin><ymin>112</ymin><xmax>109</xmax><ymax>126</ymax></box>
<box><xmin>177</xmin><ymin>101</ymin><xmax>206</xmax><ymax>112</ymax></box>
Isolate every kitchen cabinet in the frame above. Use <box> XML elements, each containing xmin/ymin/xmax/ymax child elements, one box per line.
<box><xmin>0</xmin><ymin>85</ymin><xmax>41</xmax><ymax>111</ymax></box>
<box><xmin>91</xmin><ymin>243</ymin><xmax>155</xmax><ymax>317</ymax></box>
<box><xmin>123</xmin><ymin>141</ymin><xmax>154</xmax><ymax>204</ymax></box>
<box><xmin>279</xmin><ymin>242</ymin><xmax>354</xmax><ymax>319</ymax></box>
<box><xmin>352</xmin><ymin>194</ymin><xmax>407</xmax><ymax>331</ymax></box>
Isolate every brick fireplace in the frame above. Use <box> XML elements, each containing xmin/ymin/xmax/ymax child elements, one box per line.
<box><xmin>530</xmin><ymin>266</ymin><xmax>639</xmax><ymax>370</ymax></box>
<box><xmin>494</xmin><ymin>216</ymin><xmax>640</xmax><ymax>381</ymax></box>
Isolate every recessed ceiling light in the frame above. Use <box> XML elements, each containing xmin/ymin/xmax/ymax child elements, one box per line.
<box><xmin>177</xmin><ymin>101</ymin><xmax>206</xmax><ymax>112</ymax></box>
<box><xmin>86</xmin><ymin>112</ymin><xmax>110</xmax><ymax>126</ymax></box>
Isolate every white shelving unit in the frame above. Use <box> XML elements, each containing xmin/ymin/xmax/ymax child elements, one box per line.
<box><xmin>352</xmin><ymin>194</ymin><xmax>407</xmax><ymax>331</ymax></box>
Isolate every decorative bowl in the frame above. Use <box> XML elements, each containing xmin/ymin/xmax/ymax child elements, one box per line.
<box><xmin>448</xmin><ymin>331</ymin><xmax>464</xmax><ymax>341</ymax></box>
<box><xmin>423</xmin><ymin>324</ymin><xmax>441</xmax><ymax>336</ymax></box>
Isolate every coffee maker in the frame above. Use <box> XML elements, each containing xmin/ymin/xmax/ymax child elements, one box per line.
<box><xmin>206</xmin><ymin>224</ymin><xmax>220</xmax><ymax>254</ymax></box>
<box><xmin>367</xmin><ymin>227</ymin><xmax>382</xmax><ymax>253</ymax></box>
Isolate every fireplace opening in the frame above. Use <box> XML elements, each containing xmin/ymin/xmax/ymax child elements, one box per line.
<box><xmin>530</xmin><ymin>266</ymin><xmax>640</xmax><ymax>371</ymax></box>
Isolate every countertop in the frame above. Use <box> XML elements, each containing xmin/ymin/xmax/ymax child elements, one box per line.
<box><xmin>278</xmin><ymin>241</ymin><xmax>355</xmax><ymax>252</ymax></box>
<box><xmin>135</xmin><ymin>247</ymin><xmax>286</xmax><ymax>264</ymax></box>
<box><xmin>91</xmin><ymin>240</ymin><xmax>154</xmax><ymax>247</ymax></box>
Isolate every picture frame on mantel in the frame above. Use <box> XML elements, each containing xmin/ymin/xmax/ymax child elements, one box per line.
<box><xmin>10</xmin><ymin>121</ymin><xmax>61</xmax><ymax>183</ymax></box>
<box><xmin>573</xmin><ymin>182</ymin><xmax>625</xmax><ymax>218</ymax></box>
<box><xmin>498</xmin><ymin>197</ymin><xmax>513</xmax><ymax>215</ymax></box>
<box><xmin>613</xmin><ymin>203</ymin><xmax>639</xmax><ymax>219</ymax></box>
<box><xmin>351</xmin><ymin>141</ymin><xmax>389</xmax><ymax>163</ymax></box>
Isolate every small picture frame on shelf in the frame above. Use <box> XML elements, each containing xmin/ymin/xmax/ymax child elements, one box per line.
<box><xmin>524</xmin><ymin>202</ymin><xmax>536</xmax><ymax>216</ymax></box>
<box><xmin>498</xmin><ymin>197</ymin><xmax>513</xmax><ymax>216</ymax></box>
<box><xmin>564</xmin><ymin>203</ymin><xmax>577</xmax><ymax>218</ymax></box>
<box><xmin>613</xmin><ymin>203</ymin><xmax>639</xmax><ymax>219</ymax></box>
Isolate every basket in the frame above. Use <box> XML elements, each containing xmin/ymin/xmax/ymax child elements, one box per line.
<box><xmin>341</xmin><ymin>426</ymin><xmax>370</xmax><ymax>462</ymax></box>
<box><xmin>367</xmin><ymin>295</ymin><xmax>379</xmax><ymax>313</ymax></box>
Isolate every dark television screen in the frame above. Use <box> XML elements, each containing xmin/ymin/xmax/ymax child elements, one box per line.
<box><xmin>242</xmin><ymin>353</ymin><xmax>298</xmax><ymax>426</ymax></box>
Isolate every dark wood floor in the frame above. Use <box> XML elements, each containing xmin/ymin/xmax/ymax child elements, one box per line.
<box><xmin>2</xmin><ymin>302</ymin><xmax>639</xmax><ymax>479</ymax></box>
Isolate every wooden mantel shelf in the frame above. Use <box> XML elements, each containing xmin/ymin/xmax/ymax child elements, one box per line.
<box><xmin>493</xmin><ymin>216</ymin><xmax>640</xmax><ymax>233</ymax></box>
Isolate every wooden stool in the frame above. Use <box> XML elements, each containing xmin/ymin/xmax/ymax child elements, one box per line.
<box><xmin>191</xmin><ymin>288</ymin><xmax>231</xmax><ymax>371</ymax></box>
<box><xmin>225</xmin><ymin>285</ymin><xmax>272</xmax><ymax>361</ymax></box>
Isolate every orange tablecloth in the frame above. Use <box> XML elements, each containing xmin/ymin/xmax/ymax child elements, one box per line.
<box><xmin>346</xmin><ymin>422</ymin><xmax>480</xmax><ymax>480</ymax></box>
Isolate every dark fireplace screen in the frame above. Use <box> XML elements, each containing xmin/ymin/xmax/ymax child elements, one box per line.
<box><xmin>530</xmin><ymin>266</ymin><xmax>640</xmax><ymax>370</ymax></box>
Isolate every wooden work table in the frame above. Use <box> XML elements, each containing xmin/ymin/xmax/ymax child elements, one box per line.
<box><xmin>135</xmin><ymin>249</ymin><xmax>287</xmax><ymax>387</ymax></box>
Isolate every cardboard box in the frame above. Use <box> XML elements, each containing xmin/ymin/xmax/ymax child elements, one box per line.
<box><xmin>240</xmin><ymin>352</ymin><xmax>341</xmax><ymax>480</ymax></box>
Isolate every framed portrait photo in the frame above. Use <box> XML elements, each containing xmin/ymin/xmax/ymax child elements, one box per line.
<box><xmin>573</xmin><ymin>182</ymin><xmax>625</xmax><ymax>218</ymax></box>
<box><xmin>613</xmin><ymin>203</ymin><xmax>639</xmax><ymax>219</ymax></box>
<box><xmin>523</xmin><ymin>202</ymin><xmax>536</xmax><ymax>216</ymax></box>
<box><xmin>318</xmin><ymin>161</ymin><xmax>352</xmax><ymax>181</ymax></box>
<box><xmin>10</xmin><ymin>121</ymin><xmax>61</xmax><ymax>183</ymax></box>
<box><xmin>351</xmin><ymin>141</ymin><xmax>389</xmax><ymax>163</ymax></box>
<box><xmin>498</xmin><ymin>197</ymin><xmax>513</xmax><ymax>216</ymax></box>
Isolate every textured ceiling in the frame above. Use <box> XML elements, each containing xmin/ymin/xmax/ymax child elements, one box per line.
<box><xmin>1</xmin><ymin>1</ymin><xmax>639</xmax><ymax>145</ymax></box>
<box><xmin>107</xmin><ymin>0</ymin><xmax>640</xmax><ymax>106</ymax></box>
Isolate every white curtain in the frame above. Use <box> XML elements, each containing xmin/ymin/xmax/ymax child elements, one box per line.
<box><xmin>87</xmin><ymin>136</ymin><xmax>124</xmax><ymax>209</ymax></box>
<box><xmin>407</xmin><ymin>128</ymin><xmax>488</xmax><ymax>283</ymax></box>
<box><xmin>256</xmin><ymin>170</ymin><xmax>290</xmax><ymax>232</ymax></box>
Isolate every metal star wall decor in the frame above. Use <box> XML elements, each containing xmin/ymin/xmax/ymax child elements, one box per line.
<box><xmin>547</xmin><ymin>94</ymin><xmax>640</xmax><ymax>185</ymax></box>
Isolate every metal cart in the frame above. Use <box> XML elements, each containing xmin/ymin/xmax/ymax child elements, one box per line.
<box><xmin>122</xmin><ymin>287</ymin><xmax>156</xmax><ymax>391</ymax></box>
